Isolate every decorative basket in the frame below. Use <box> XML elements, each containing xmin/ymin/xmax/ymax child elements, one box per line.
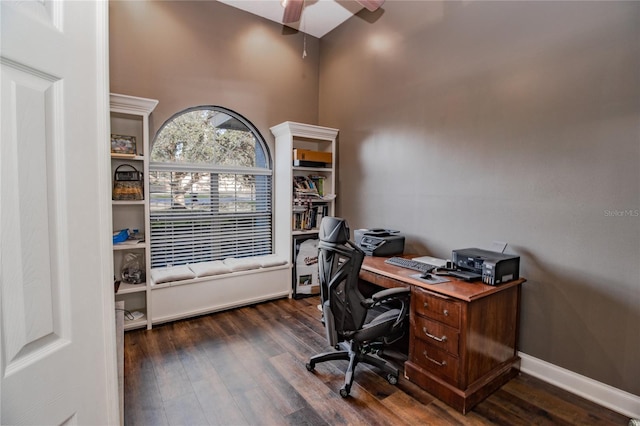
<box><xmin>112</xmin><ymin>164</ymin><xmax>143</xmax><ymax>200</ymax></box>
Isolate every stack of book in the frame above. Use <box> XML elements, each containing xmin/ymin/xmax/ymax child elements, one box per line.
<box><xmin>293</xmin><ymin>175</ymin><xmax>327</xmax><ymax>197</ymax></box>
<box><xmin>293</xmin><ymin>176</ymin><xmax>319</xmax><ymax>198</ymax></box>
<box><xmin>293</xmin><ymin>202</ymin><xmax>329</xmax><ymax>231</ymax></box>
<box><xmin>292</xmin><ymin>174</ymin><xmax>331</xmax><ymax>231</ymax></box>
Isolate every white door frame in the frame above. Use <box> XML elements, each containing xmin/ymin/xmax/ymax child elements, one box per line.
<box><xmin>1</xmin><ymin>0</ymin><xmax>119</xmax><ymax>423</ymax></box>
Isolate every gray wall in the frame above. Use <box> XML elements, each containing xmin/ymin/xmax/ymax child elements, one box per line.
<box><xmin>319</xmin><ymin>1</ymin><xmax>639</xmax><ymax>395</ymax></box>
<box><xmin>110</xmin><ymin>0</ymin><xmax>320</xmax><ymax>139</ymax></box>
<box><xmin>110</xmin><ymin>0</ymin><xmax>640</xmax><ymax>397</ymax></box>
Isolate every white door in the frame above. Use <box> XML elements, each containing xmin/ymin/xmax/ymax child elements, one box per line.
<box><xmin>1</xmin><ymin>1</ymin><xmax>119</xmax><ymax>424</ymax></box>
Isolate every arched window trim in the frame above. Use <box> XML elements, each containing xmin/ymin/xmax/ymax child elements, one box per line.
<box><xmin>148</xmin><ymin>106</ymin><xmax>273</xmax><ymax>268</ymax></box>
<box><xmin>150</xmin><ymin>105</ymin><xmax>272</xmax><ymax>170</ymax></box>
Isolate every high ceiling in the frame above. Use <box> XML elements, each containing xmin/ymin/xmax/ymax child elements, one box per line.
<box><xmin>218</xmin><ymin>0</ymin><xmax>365</xmax><ymax>38</ymax></box>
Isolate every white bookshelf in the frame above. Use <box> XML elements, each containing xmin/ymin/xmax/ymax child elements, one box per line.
<box><xmin>110</xmin><ymin>93</ymin><xmax>158</xmax><ymax>330</ymax></box>
<box><xmin>270</xmin><ymin>122</ymin><xmax>338</xmax><ymax>297</ymax></box>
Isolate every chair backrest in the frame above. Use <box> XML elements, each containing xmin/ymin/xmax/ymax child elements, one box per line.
<box><xmin>317</xmin><ymin>217</ymin><xmax>366</xmax><ymax>340</ymax></box>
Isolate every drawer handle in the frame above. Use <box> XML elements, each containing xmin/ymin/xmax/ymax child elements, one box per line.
<box><xmin>422</xmin><ymin>327</ymin><xmax>447</xmax><ymax>342</ymax></box>
<box><xmin>424</xmin><ymin>303</ymin><xmax>450</xmax><ymax>317</ymax></box>
<box><xmin>423</xmin><ymin>351</ymin><xmax>447</xmax><ymax>367</ymax></box>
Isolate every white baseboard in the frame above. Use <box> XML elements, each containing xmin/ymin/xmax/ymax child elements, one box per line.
<box><xmin>519</xmin><ymin>352</ymin><xmax>640</xmax><ymax>419</ymax></box>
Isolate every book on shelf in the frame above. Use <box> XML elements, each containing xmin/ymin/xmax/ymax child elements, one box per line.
<box><xmin>294</xmin><ymin>174</ymin><xmax>328</xmax><ymax>198</ymax></box>
<box><xmin>293</xmin><ymin>175</ymin><xmax>319</xmax><ymax>198</ymax></box>
<box><xmin>308</xmin><ymin>175</ymin><xmax>325</xmax><ymax>196</ymax></box>
<box><xmin>292</xmin><ymin>203</ymin><xmax>329</xmax><ymax>231</ymax></box>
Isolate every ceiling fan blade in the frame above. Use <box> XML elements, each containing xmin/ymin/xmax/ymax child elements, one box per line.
<box><xmin>355</xmin><ymin>0</ymin><xmax>385</xmax><ymax>12</ymax></box>
<box><xmin>282</xmin><ymin>0</ymin><xmax>304</xmax><ymax>24</ymax></box>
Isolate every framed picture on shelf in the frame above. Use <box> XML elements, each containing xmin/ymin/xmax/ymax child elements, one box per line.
<box><xmin>111</xmin><ymin>134</ymin><xmax>137</xmax><ymax>155</ymax></box>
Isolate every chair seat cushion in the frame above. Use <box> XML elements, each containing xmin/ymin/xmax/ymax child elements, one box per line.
<box><xmin>366</xmin><ymin>308</ymin><xmax>401</xmax><ymax>327</ymax></box>
<box><xmin>353</xmin><ymin>308</ymin><xmax>403</xmax><ymax>342</ymax></box>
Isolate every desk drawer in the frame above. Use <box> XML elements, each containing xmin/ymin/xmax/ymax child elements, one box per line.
<box><xmin>412</xmin><ymin>339</ymin><xmax>459</xmax><ymax>385</ymax></box>
<box><xmin>413</xmin><ymin>287</ymin><xmax>461</xmax><ymax>329</ymax></box>
<box><xmin>414</xmin><ymin>315</ymin><xmax>459</xmax><ymax>356</ymax></box>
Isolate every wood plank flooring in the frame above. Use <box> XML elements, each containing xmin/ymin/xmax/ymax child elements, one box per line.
<box><xmin>124</xmin><ymin>296</ymin><xmax>630</xmax><ymax>425</ymax></box>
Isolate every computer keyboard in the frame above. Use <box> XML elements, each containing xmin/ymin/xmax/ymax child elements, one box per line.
<box><xmin>384</xmin><ymin>257</ymin><xmax>436</xmax><ymax>273</ymax></box>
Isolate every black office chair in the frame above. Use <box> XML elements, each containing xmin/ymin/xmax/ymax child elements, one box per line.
<box><xmin>305</xmin><ymin>217</ymin><xmax>411</xmax><ymax>397</ymax></box>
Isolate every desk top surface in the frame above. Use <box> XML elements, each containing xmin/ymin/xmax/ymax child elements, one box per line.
<box><xmin>360</xmin><ymin>255</ymin><xmax>525</xmax><ymax>302</ymax></box>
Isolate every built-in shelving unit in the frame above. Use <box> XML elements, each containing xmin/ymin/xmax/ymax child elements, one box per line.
<box><xmin>270</xmin><ymin>122</ymin><xmax>338</xmax><ymax>297</ymax></box>
<box><xmin>110</xmin><ymin>93</ymin><xmax>158</xmax><ymax>330</ymax></box>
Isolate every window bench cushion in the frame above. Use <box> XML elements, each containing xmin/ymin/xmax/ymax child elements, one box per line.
<box><xmin>151</xmin><ymin>265</ymin><xmax>196</xmax><ymax>284</ymax></box>
<box><xmin>188</xmin><ymin>260</ymin><xmax>231</xmax><ymax>278</ymax></box>
<box><xmin>223</xmin><ymin>257</ymin><xmax>263</xmax><ymax>272</ymax></box>
<box><xmin>150</xmin><ymin>255</ymin><xmax>289</xmax><ymax>284</ymax></box>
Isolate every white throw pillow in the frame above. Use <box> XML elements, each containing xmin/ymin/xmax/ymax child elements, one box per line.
<box><xmin>223</xmin><ymin>257</ymin><xmax>262</xmax><ymax>272</ymax></box>
<box><xmin>150</xmin><ymin>265</ymin><xmax>196</xmax><ymax>284</ymax></box>
<box><xmin>188</xmin><ymin>261</ymin><xmax>232</xmax><ymax>278</ymax></box>
<box><xmin>253</xmin><ymin>255</ymin><xmax>288</xmax><ymax>268</ymax></box>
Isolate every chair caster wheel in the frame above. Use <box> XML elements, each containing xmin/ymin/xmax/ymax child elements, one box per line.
<box><xmin>387</xmin><ymin>374</ymin><xmax>398</xmax><ymax>385</ymax></box>
<box><xmin>340</xmin><ymin>385</ymin><xmax>351</xmax><ymax>398</ymax></box>
<box><xmin>305</xmin><ymin>363</ymin><xmax>314</xmax><ymax>372</ymax></box>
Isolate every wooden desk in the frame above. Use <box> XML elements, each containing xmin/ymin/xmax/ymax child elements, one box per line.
<box><xmin>360</xmin><ymin>256</ymin><xmax>525</xmax><ymax>414</ymax></box>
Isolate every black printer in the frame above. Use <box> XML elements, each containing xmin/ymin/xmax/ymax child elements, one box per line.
<box><xmin>452</xmin><ymin>247</ymin><xmax>520</xmax><ymax>285</ymax></box>
<box><xmin>354</xmin><ymin>228</ymin><xmax>405</xmax><ymax>256</ymax></box>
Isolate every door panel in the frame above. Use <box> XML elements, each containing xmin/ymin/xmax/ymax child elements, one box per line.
<box><xmin>2</xmin><ymin>61</ymin><xmax>68</xmax><ymax>372</ymax></box>
<box><xmin>1</xmin><ymin>1</ymin><xmax>117</xmax><ymax>424</ymax></box>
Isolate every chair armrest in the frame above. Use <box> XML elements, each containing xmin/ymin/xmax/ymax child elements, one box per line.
<box><xmin>372</xmin><ymin>287</ymin><xmax>410</xmax><ymax>302</ymax></box>
<box><xmin>362</xmin><ymin>287</ymin><xmax>410</xmax><ymax>308</ymax></box>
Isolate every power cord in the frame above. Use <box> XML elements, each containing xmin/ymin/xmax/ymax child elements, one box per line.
<box><xmin>115</xmin><ymin>307</ymin><xmax>135</xmax><ymax>321</ymax></box>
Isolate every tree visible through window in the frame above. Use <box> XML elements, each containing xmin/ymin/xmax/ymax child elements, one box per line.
<box><xmin>149</xmin><ymin>107</ymin><xmax>272</xmax><ymax>268</ymax></box>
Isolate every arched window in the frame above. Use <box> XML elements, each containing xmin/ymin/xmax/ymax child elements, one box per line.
<box><xmin>149</xmin><ymin>106</ymin><xmax>272</xmax><ymax>268</ymax></box>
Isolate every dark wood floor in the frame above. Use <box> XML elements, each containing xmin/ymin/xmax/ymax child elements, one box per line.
<box><xmin>124</xmin><ymin>296</ymin><xmax>630</xmax><ymax>425</ymax></box>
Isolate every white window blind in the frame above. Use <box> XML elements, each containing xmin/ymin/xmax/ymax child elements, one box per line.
<box><xmin>149</xmin><ymin>107</ymin><xmax>273</xmax><ymax>268</ymax></box>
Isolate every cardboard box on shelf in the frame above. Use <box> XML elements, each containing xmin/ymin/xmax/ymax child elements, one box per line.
<box><xmin>293</xmin><ymin>149</ymin><xmax>332</xmax><ymax>165</ymax></box>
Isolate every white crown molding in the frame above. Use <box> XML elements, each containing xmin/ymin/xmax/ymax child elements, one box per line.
<box><xmin>519</xmin><ymin>352</ymin><xmax>640</xmax><ymax>420</ymax></box>
<box><xmin>110</xmin><ymin>93</ymin><xmax>158</xmax><ymax>115</ymax></box>
<box><xmin>269</xmin><ymin>121</ymin><xmax>338</xmax><ymax>140</ymax></box>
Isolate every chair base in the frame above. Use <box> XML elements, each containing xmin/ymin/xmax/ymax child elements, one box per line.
<box><xmin>306</xmin><ymin>341</ymin><xmax>400</xmax><ymax>397</ymax></box>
